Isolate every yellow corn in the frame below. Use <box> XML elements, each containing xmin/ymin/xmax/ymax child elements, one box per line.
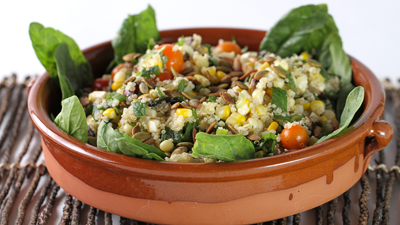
<box><xmin>118</xmin><ymin>123</ymin><xmax>122</xmax><ymax>127</ymax></box>
<box><xmin>301</xmin><ymin>52</ymin><xmax>309</xmax><ymax>60</ymax></box>
<box><xmin>319</xmin><ymin>116</ymin><xmax>328</xmax><ymax>125</ymax></box>
<box><xmin>255</xmin><ymin>105</ymin><xmax>267</xmax><ymax>116</ymax></box>
<box><xmin>156</xmin><ymin>61</ymin><xmax>163</xmax><ymax>69</ymax></box>
<box><xmin>216</xmin><ymin>71</ymin><xmax>227</xmax><ymax>80</ymax></box>
<box><xmin>310</xmin><ymin>100</ymin><xmax>325</xmax><ymax>115</ymax></box>
<box><xmin>266</xmin><ymin>88</ymin><xmax>273</xmax><ymax>97</ymax></box>
<box><xmin>208</xmin><ymin>66</ymin><xmax>216</xmax><ymax>76</ymax></box>
<box><xmin>245</xmin><ymin>62</ymin><xmax>254</xmax><ymax>67</ymax></box>
<box><xmin>103</xmin><ymin>108</ymin><xmax>117</xmax><ymax>119</ymax></box>
<box><xmin>258</xmin><ymin>62</ymin><xmax>270</xmax><ymax>71</ymax></box>
<box><xmin>215</xmin><ymin>105</ymin><xmax>231</xmax><ymax>120</ymax></box>
<box><xmin>267</xmin><ymin>122</ymin><xmax>279</xmax><ymax>131</ymax></box>
<box><xmin>111</xmin><ymin>81</ymin><xmax>124</xmax><ymax>90</ymax></box>
<box><xmin>225</xmin><ymin>112</ymin><xmax>246</xmax><ymax>126</ymax></box>
<box><xmin>312</xmin><ymin>73</ymin><xmax>325</xmax><ymax>83</ymax></box>
<box><xmin>237</xmin><ymin>98</ymin><xmax>251</xmax><ymax>116</ymax></box>
<box><xmin>302</xmin><ymin>102</ymin><xmax>310</xmax><ymax>110</ymax></box>
<box><xmin>176</xmin><ymin>108</ymin><xmax>192</xmax><ymax>118</ymax></box>
<box><xmin>236</xmin><ymin>88</ymin><xmax>243</xmax><ymax>92</ymax></box>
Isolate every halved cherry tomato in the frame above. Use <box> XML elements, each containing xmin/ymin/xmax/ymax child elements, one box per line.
<box><xmin>92</xmin><ymin>78</ymin><xmax>110</xmax><ymax>91</ymax></box>
<box><xmin>157</xmin><ymin>44</ymin><xmax>184</xmax><ymax>73</ymax></box>
<box><xmin>111</xmin><ymin>63</ymin><xmax>125</xmax><ymax>79</ymax></box>
<box><xmin>150</xmin><ymin>70</ymin><xmax>174</xmax><ymax>83</ymax></box>
<box><xmin>280</xmin><ymin>124</ymin><xmax>309</xmax><ymax>150</ymax></box>
<box><xmin>215</xmin><ymin>41</ymin><xmax>242</xmax><ymax>55</ymax></box>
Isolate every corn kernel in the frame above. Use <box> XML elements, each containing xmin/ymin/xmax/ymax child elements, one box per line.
<box><xmin>113</xmin><ymin>70</ymin><xmax>126</xmax><ymax>83</ymax></box>
<box><xmin>266</xmin><ymin>88</ymin><xmax>273</xmax><ymax>97</ymax></box>
<box><xmin>310</xmin><ymin>100</ymin><xmax>325</xmax><ymax>115</ymax></box>
<box><xmin>208</xmin><ymin>66</ymin><xmax>216</xmax><ymax>76</ymax></box>
<box><xmin>216</xmin><ymin>71</ymin><xmax>227</xmax><ymax>80</ymax></box>
<box><xmin>247</xmin><ymin>118</ymin><xmax>263</xmax><ymax>131</ymax></box>
<box><xmin>267</xmin><ymin>122</ymin><xmax>279</xmax><ymax>131</ymax></box>
<box><xmin>255</xmin><ymin>104</ymin><xmax>267</xmax><ymax>116</ymax></box>
<box><xmin>258</xmin><ymin>62</ymin><xmax>270</xmax><ymax>71</ymax></box>
<box><xmin>156</xmin><ymin>61</ymin><xmax>163</xmax><ymax>69</ymax></box>
<box><xmin>302</xmin><ymin>102</ymin><xmax>310</xmax><ymax>110</ymax></box>
<box><xmin>236</xmin><ymin>88</ymin><xmax>243</xmax><ymax>92</ymax></box>
<box><xmin>312</xmin><ymin>73</ymin><xmax>325</xmax><ymax>83</ymax></box>
<box><xmin>103</xmin><ymin>108</ymin><xmax>117</xmax><ymax>119</ymax></box>
<box><xmin>319</xmin><ymin>116</ymin><xmax>328</xmax><ymax>125</ymax></box>
<box><xmin>193</xmin><ymin>74</ymin><xmax>211</xmax><ymax>87</ymax></box>
<box><xmin>245</xmin><ymin>62</ymin><xmax>254</xmax><ymax>67</ymax></box>
<box><xmin>300</xmin><ymin>52</ymin><xmax>309</xmax><ymax>60</ymax></box>
<box><xmin>225</xmin><ymin>112</ymin><xmax>246</xmax><ymax>125</ymax></box>
<box><xmin>111</xmin><ymin>81</ymin><xmax>124</xmax><ymax>90</ymax></box>
<box><xmin>215</xmin><ymin>105</ymin><xmax>231</xmax><ymax>120</ymax></box>
<box><xmin>176</xmin><ymin>108</ymin><xmax>192</xmax><ymax>118</ymax></box>
<box><xmin>237</xmin><ymin>98</ymin><xmax>251</xmax><ymax>116</ymax></box>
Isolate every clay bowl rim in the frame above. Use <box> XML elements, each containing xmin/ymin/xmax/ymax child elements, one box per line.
<box><xmin>28</xmin><ymin>27</ymin><xmax>384</xmax><ymax>181</ymax></box>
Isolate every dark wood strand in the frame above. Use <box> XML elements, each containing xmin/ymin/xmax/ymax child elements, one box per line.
<box><xmin>86</xmin><ymin>206</ymin><xmax>97</xmax><ymax>225</ymax></box>
<box><xmin>358</xmin><ymin>174</ymin><xmax>370</xmax><ymax>225</ymax></box>
<box><xmin>59</xmin><ymin>194</ymin><xmax>73</xmax><ymax>225</ymax></box>
<box><xmin>316</xmin><ymin>206</ymin><xmax>323</xmax><ymax>225</ymax></box>
<box><xmin>292</xmin><ymin>214</ymin><xmax>301</xmax><ymax>225</ymax></box>
<box><xmin>327</xmin><ymin>198</ymin><xmax>337</xmax><ymax>225</ymax></box>
<box><xmin>0</xmin><ymin>75</ymin><xmax>16</xmax><ymax>125</ymax></box>
<box><xmin>104</xmin><ymin>212</ymin><xmax>113</xmax><ymax>225</ymax></box>
<box><xmin>16</xmin><ymin>120</ymin><xmax>35</xmax><ymax>163</ymax></box>
<box><xmin>120</xmin><ymin>217</ymin><xmax>129</xmax><ymax>225</ymax></box>
<box><xmin>71</xmin><ymin>198</ymin><xmax>82</xmax><ymax>225</ymax></box>
<box><xmin>382</xmin><ymin>171</ymin><xmax>396</xmax><ymax>225</ymax></box>
<box><xmin>26</xmin><ymin>146</ymin><xmax>43</xmax><ymax>176</ymax></box>
<box><xmin>38</xmin><ymin>183</ymin><xmax>61</xmax><ymax>225</ymax></box>
<box><xmin>16</xmin><ymin>164</ymin><xmax>45</xmax><ymax>225</ymax></box>
<box><xmin>29</xmin><ymin>177</ymin><xmax>53</xmax><ymax>225</ymax></box>
<box><xmin>342</xmin><ymin>190</ymin><xmax>351</xmax><ymax>225</ymax></box>
<box><xmin>0</xmin><ymin>165</ymin><xmax>17</xmax><ymax>206</ymax></box>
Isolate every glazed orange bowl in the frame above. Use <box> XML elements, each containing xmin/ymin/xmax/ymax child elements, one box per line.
<box><xmin>28</xmin><ymin>28</ymin><xmax>393</xmax><ymax>225</ymax></box>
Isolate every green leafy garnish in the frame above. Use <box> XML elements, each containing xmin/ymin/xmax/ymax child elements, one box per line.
<box><xmin>147</xmin><ymin>38</ymin><xmax>156</xmax><ymax>50</ymax></box>
<box><xmin>161</xmin><ymin>127</ymin><xmax>183</xmax><ymax>144</ymax></box>
<box><xmin>316</xmin><ymin>86</ymin><xmax>364</xmax><ymax>144</ymax></box>
<box><xmin>157</xmin><ymin>87</ymin><xmax>165</xmax><ymax>98</ymax></box>
<box><xmin>29</xmin><ymin>23</ymin><xmax>93</xmax><ymax>97</ymax></box>
<box><xmin>253</xmin><ymin>132</ymin><xmax>278</xmax><ymax>152</ymax></box>
<box><xmin>112</xmin><ymin>5</ymin><xmax>160</xmax><ymax>64</ymax></box>
<box><xmin>192</xmin><ymin>132</ymin><xmax>255</xmax><ymax>162</ymax></box>
<box><xmin>177</xmin><ymin>79</ymin><xmax>188</xmax><ymax>93</ymax></box>
<box><xmin>106</xmin><ymin>92</ymin><xmax>126</xmax><ymax>103</ymax></box>
<box><xmin>192</xmin><ymin>108</ymin><xmax>199</xmax><ymax>128</ymax></box>
<box><xmin>207</xmin><ymin>95</ymin><xmax>217</xmax><ymax>103</ymax></box>
<box><xmin>138</xmin><ymin>65</ymin><xmax>161</xmax><ymax>79</ymax></box>
<box><xmin>54</xmin><ymin>96</ymin><xmax>88</xmax><ymax>143</ymax></box>
<box><xmin>271</xmin><ymin>87</ymin><xmax>287</xmax><ymax>113</ymax></box>
<box><xmin>175</xmin><ymin>35</ymin><xmax>185</xmax><ymax>46</ymax></box>
<box><xmin>132</xmin><ymin>101</ymin><xmax>146</xmax><ymax>117</ymax></box>
<box><xmin>97</xmin><ymin>121</ymin><xmax>166</xmax><ymax>160</ymax></box>
<box><xmin>278</xmin><ymin>65</ymin><xmax>297</xmax><ymax>94</ymax></box>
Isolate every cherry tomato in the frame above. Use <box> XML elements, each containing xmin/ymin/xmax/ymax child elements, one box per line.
<box><xmin>150</xmin><ymin>70</ymin><xmax>174</xmax><ymax>83</ymax></box>
<box><xmin>111</xmin><ymin>63</ymin><xmax>125</xmax><ymax>79</ymax></box>
<box><xmin>280</xmin><ymin>124</ymin><xmax>309</xmax><ymax>150</ymax></box>
<box><xmin>92</xmin><ymin>78</ymin><xmax>110</xmax><ymax>91</ymax></box>
<box><xmin>157</xmin><ymin>44</ymin><xmax>184</xmax><ymax>73</ymax></box>
<box><xmin>215</xmin><ymin>41</ymin><xmax>242</xmax><ymax>55</ymax></box>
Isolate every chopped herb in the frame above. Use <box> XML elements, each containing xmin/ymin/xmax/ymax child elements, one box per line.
<box><xmin>177</xmin><ymin>79</ymin><xmax>188</xmax><ymax>93</ymax></box>
<box><xmin>231</xmin><ymin>36</ymin><xmax>237</xmax><ymax>44</ymax></box>
<box><xmin>241</xmin><ymin>46</ymin><xmax>248</xmax><ymax>53</ymax></box>
<box><xmin>138</xmin><ymin>65</ymin><xmax>161</xmax><ymax>79</ymax></box>
<box><xmin>194</xmin><ymin>85</ymin><xmax>204</xmax><ymax>93</ymax></box>
<box><xmin>132</xmin><ymin>101</ymin><xmax>146</xmax><ymax>117</ymax></box>
<box><xmin>244</xmin><ymin>76</ymin><xmax>250</xmax><ymax>83</ymax></box>
<box><xmin>175</xmin><ymin>35</ymin><xmax>185</xmax><ymax>46</ymax></box>
<box><xmin>271</xmin><ymin>87</ymin><xmax>287</xmax><ymax>112</ymax></box>
<box><xmin>253</xmin><ymin>132</ymin><xmax>278</xmax><ymax>153</ymax></box>
<box><xmin>273</xmin><ymin>113</ymin><xmax>290</xmax><ymax>121</ymax></box>
<box><xmin>207</xmin><ymin>95</ymin><xmax>217</xmax><ymax>103</ymax></box>
<box><xmin>202</xmin><ymin>44</ymin><xmax>211</xmax><ymax>54</ymax></box>
<box><xmin>208</xmin><ymin>57</ymin><xmax>219</xmax><ymax>67</ymax></box>
<box><xmin>114</xmin><ymin>107</ymin><xmax>121</xmax><ymax>115</ymax></box>
<box><xmin>192</xmin><ymin>108</ymin><xmax>199</xmax><ymax>128</ymax></box>
<box><xmin>157</xmin><ymin>87</ymin><xmax>165</xmax><ymax>98</ymax></box>
<box><xmin>147</xmin><ymin>38</ymin><xmax>156</xmax><ymax>50</ymax></box>
<box><xmin>106</xmin><ymin>92</ymin><xmax>126</xmax><ymax>103</ymax></box>
<box><xmin>278</xmin><ymin>65</ymin><xmax>297</xmax><ymax>95</ymax></box>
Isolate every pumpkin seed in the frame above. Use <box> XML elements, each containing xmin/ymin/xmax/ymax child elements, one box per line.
<box><xmin>192</xmin><ymin>128</ymin><xmax>197</xmax><ymax>143</ymax></box>
<box><xmin>242</xmin><ymin>64</ymin><xmax>253</xmax><ymax>74</ymax></box>
<box><xmin>143</xmin><ymin>78</ymin><xmax>155</xmax><ymax>89</ymax></box>
<box><xmin>182</xmin><ymin>91</ymin><xmax>196</xmax><ymax>100</ymax></box>
<box><xmin>216</xmin><ymin>66</ymin><xmax>232</xmax><ymax>73</ymax></box>
<box><xmin>307</xmin><ymin>59</ymin><xmax>322</xmax><ymax>67</ymax></box>
<box><xmin>122</xmin><ymin>53</ymin><xmax>142</xmax><ymax>62</ymax></box>
<box><xmin>254</xmin><ymin>70</ymin><xmax>268</xmax><ymax>80</ymax></box>
<box><xmin>171</xmin><ymin>102</ymin><xmax>180</xmax><ymax>109</ymax></box>
<box><xmin>137</xmin><ymin>93</ymin><xmax>150</xmax><ymax>100</ymax></box>
<box><xmin>124</xmin><ymin>76</ymin><xmax>136</xmax><ymax>85</ymax></box>
<box><xmin>219</xmin><ymin>75</ymin><xmax>231</xmax><ymax>84</ymax></box>
<box><xmin>247</xmin><ymin>134</ymin><xmax>261</xmax><ymax>141</ymax></box>
<box><xmin>170</xmin><ymin>91</ymin><xmax>182</xmax><ymax>97</ymax></box>
<box><xmin>200</xmin><ymin>96</ymin><xmax>207</xmax><ymax>103</ymax></box>
<box><xmin>180</xmin><ymin>103</ymin><xmax>193</xmax><ymax>109</ymax></box>
<box><xmin>189</xmin><ymin>99</ymin><xmax>201</xmax><ymax>108</ymax></box>
<box><xmin>271</xmin><ymin>64</ymin><xmax>287</xmax><ymax>79</ymax></box>
<box><xmin>208</xmin><ymin>86</ymin><xmax>219</xmax><ymax>93</ymax></box>
<box><xmin>228</xmin><ymin>71</ymin><xmax>244</xmax><ymax>77</ymax></box>
<box><xmin>143</xmin><ymin>138</ymin><xmax>156</xmax><ymax>145</ymax></box>
<box><xmin>240</xmin><ymin>69</ymin><xmax>257</xmax><ymax>80</ymax></box>
<box><xmin>139</xmin><ymin>82</ymin><xmax>149</xmax><ymax>94</ymax></box>
<box><xmin>236</xmin><ymin>81</ymin><xmax>248</xmax><ymax>90</ymax></box>
<box><xmin>180</xmin><ymin>67</ymin><xmax>194</xmax><ymax>75</ymax></box>
<box><xmin>132</xmin><ymin>124</ymin><xmax>142</xmax><ymax>135</ymax></box>
<box><xmin>206</xmin><ymin>121</ymin><xmax>216</xmax><ymax>133</ymax></box>
<box><xmin>176</xmin><ymin>142</ymin><xmax>194</xmax><ymax>148</ymax></box>
<box><xmin>220</xmin><ymin>92</ymin><xmax>234</xmax><ymax>104</ymax></box>
<box><xmin>233</xmin><ymin>58</ymin><xmax>242</xmax><ymax>72</ymax></box>
<box><xmin>217</xmin><ymin>83</ymin><xmax>229</xmax><ymax>89</ymax></box>
<box><xmin>218</xmin><ymin>59</ymin><xmax>232</xmax><ymax>68</ymax></box>
<box><xmin>172</xmin><ymin>146</ymin><xmax>188</xmax><ymax>155</ymax></box>
<box><xmin>264</xmin><ymin>57</ymin><xmax>276</xmax><ymax>63</ymax></box>
<box><xmin>132</xmin><ymin>132</ymin><xmax>151</xmax><ymax>142</ymax></box>
<box><xmin>226</xmin><ymin>124</ymin><xmax>239</xmax><ymax>134</ymax></box>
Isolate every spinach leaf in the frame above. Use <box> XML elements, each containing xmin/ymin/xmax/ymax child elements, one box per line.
<box><xmin>54</xmin><ymin>95</ymin><xmax>88</xmax><ymax>143</ymax></box>
<box><xmin>161</xmin><ymin>127</ymin><xmax>183</xmax><ymax>144</ymax></box>
<box><xmin>272</xmin><ymin>87</ymin><xmax>287</xmax><ymax>113</ymax></box>
<box><xmin>54</xmin><ymin>44</ymin><xmax>75</xmax><ymax>100</ymax></box>
<box><xmin>273</xmin><ymin>113</ymin><xmax>290</xmax><ymax>122</ymax></box>
<box><xmin>97</xmin><ymin>121</ymin><xmax>166</xmax><ymax>160</ymax></box>
<box><xmin>177</xmin><ymin>79</ymin><xmax>188</xmax><ymax>93</ymax></box>
<box><xmin>254</xmin><ymin>132</ymin><xmax>278</xmax><ymax>152</ymax></box>
<box><xmin>29</xmin><ymin>22</ymin><xmax>93</xmax><ymax>85</ymax></box>
<box><xmin>138</xmin><ymin>65</ymin><xmax>161</xmax><ymax>79</ymax></box>
<box><xmin>316</xmin><ymin>86</ymin><xmax>364</xmax><ymax>144</ymax></box>
<box><xmin>259</xmin><ymin>4</ymin><xmax>329</xmax><ymax>57</ymax></box>
<box><xmin>106</xmin><ymin>92</ymin><xmax>126</xmax><ymax>103</ymax></box>
<box><xmin>192</xmin><ymin>132</ymin><xmax>255</xmax><ymax>162</ymax></box>
<box><xmin>112</xmin><ymin>5</ymin><xmax>160</xmax><ymax>64</ymax></box>
<box><xmin>181</xmin><ymin>123</ymin><xmax>194</xmax><ymax>142</ymax></box>
<box><xmin>336</xmin><ymin>82</ymin><xmax>354</xmax><ymax>118</ymax></box>
<box><xmin>132</xmin><ymin>101</ymin><xmax>146</xmax><ymax>117</ymax></box>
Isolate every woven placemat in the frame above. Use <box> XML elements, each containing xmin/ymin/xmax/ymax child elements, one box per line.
<box><xmin>0</xmin><ymin>74</ymin><xmax>398</xmax><ymax>225</ymax></box>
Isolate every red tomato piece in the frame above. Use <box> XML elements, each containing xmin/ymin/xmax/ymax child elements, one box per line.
<box><xmin>280</xmin><ymin>124</ymin><xmax>309</xmax><ymax>150</ymax></box>
<box><xmin>92</xmin><ymin>78</ymin><xmax>110</xmax><ymax>91</ymax></box>
<box><xmin>215</xmin><ymin>41</ymin><xmax>242</xmax><ymax>55</ymax></box>
<box><xmin>157</xmin><ymin>44</ymin><xmax>184</xmax><ymax>73</ymax></box>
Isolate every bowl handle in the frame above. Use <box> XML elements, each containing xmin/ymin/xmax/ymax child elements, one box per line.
<box><xmin>364</xmin><ymin>119</ymin><xmax>393</xmax><ymax>159</ymax></box>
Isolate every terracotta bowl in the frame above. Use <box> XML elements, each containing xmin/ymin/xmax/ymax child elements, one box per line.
<box><xmin>28</xmin><ymin>28</ymin><xmax>393</xmax><ymax>224</ymax></box>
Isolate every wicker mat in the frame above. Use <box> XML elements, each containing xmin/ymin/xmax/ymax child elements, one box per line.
<box><xmin>0</xmin><ymin>74</ymin><xmax>399</xmax><ymax>225</ymax></box>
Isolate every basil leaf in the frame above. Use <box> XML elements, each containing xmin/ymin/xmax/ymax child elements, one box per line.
<box><xmin>132</xmin><ymin>101</ymin><xmax>146</xmax><ymax>117</ymax></box>
<box><xmin>139</xmin><ymin>65</ymin><xmax>161</xmax><ymax>79</ymax></box>
<box><xmin>97</xmin><ymin>121</ymin><xmax>166</xmax><ymax>160</ymax></box>
<box><xmin>112</xmin><ymin>5</ymin><xmax>160</xmax><ymax>64</ymax></box>
<box><xmin>316</xmin><ymin>86</ymin><xmax>364</xmax><ymax>144</ymax></box>
<box><xmin>336</xmin><ymin>82</ymin><xmax>354</xmax><ymax>119</ymax></box>
<box><xmin>177</xmin><ymin>79</ymin><xmax>188</xmax><ymax>93</ymax></box>
<box><xmin>106</xmin><ymin>92</ymin><xmax>126</xmax><ymax>103</ymax></box>
<box><xmin>54</xmin><ymin>95</ymin><xmax>88</xmax><ymax>143</ymax></box>
<box><xmin>278</xmin><ymin>65</ymin><xmax>296</xmax><ymax>94</ymax></box>
<box><xmin>272</xmin><ymin>87</ymin><xmax>287</xmax><ymax>113</ymax></box>
<box><xmin>54</xmin><ymin>44</ymin><xmax>75</xmax><ymax>100</ymax></box>
<box><xmin>29</xmin><ymin>22</ymin><xmax>93</xmax><ymax>85</ymax></box>
<box><xmin>192</xmin><ymin>132</ymin><xmax>255</xmax><ymax>162</ymax></box>
<box><xmin>161</xmin><ymin>127</ymin><xmax>183</xmax><ymax>144</ymax></box>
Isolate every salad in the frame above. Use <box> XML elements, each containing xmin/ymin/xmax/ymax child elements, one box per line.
<box><xmin>29</xmin><ymin>4</ymin><xmax>364</xmax><ymax>162</ymax></box>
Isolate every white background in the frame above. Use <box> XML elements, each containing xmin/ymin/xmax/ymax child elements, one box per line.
<box><xmin>0</xmin><ymin>0</ymin><xmax>399</xmax><ymax>81</ymax></box>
